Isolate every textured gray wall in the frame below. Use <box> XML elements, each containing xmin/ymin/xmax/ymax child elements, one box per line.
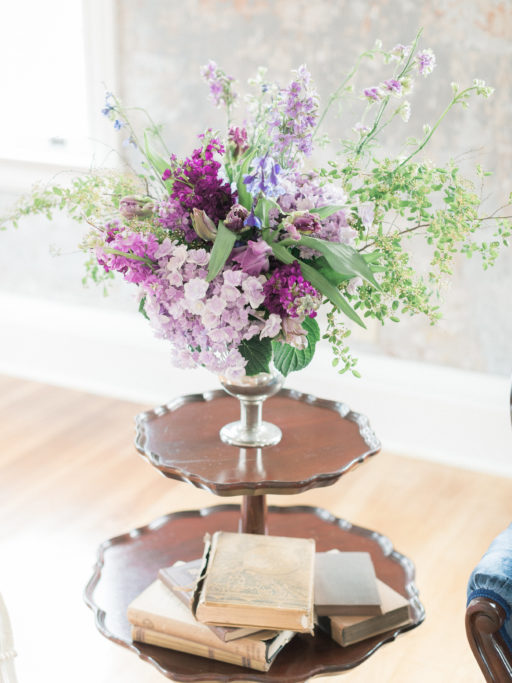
<box><xmin>1</xmin><ymin>0</ymin><xmax>511</xmax><ymax>374</ymax></box>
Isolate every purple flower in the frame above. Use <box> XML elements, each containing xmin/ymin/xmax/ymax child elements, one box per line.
<box><xmin>231</xmin><ymin>239</ymin><xmax>272</xmax><ymax>275</ymax></box>
<box><xmin>265</xmin><ymin>65</ymin><xmax>318</xmax><ymax>166</ymax></box>
<box><xmin>382</xmin><ymin>79</ymin><xmax>402</xmax><ymax>96</ymax></box>
<box><xmin>390</xmin><ymin>44</ymin><xmax>411</xmax><ymax>61</ymax></box>
<box><xmin>224</xmin><ymin>204</ymin><xmax>249</xmax><ymax>232</ymax></box>
<box><xmin>283</xmin><ymin>211</ymin><xmax>322</xmax><ymax>240</ymax></box>
<box><xmin>200</xmin><ymin>60</ymin><xmax>237</xmax><ymax>109</ymax></box>
<box><xmin>228</xmin><ymin>127</ymin><xmax>249</xmax><ymax>158</ymax></box>
<box><xmin>170</xmin><ymin>135</ymin><xmax>235</xmax><ymax>224</ymax></box>
<box><xmin>119</xmin><ymin>196</ymin><xmax>154</xmax><ymax>220</ymax></box>
<box><xmin>416</xmin><ymin>49</ymin><xmax>436</xmax><ymax>76</ymax></box>
<box><xmin>263</xmin><ymin>260</ymin><xmax>321</xmax><ymax>320</ymax></box>
<box><xmin>244</xmin><ymin>155</ymin><xmax>285</xmax><ymax>199</ymax></box>
<box><xmin>363</xmin><ymin>87</ymin><xmax>384</xmax><ymax>103</ymax></box>
<box><xmin>162</xmin><ymin>169</ymin><xmax>172</xmax><ymax>181</ymax></box>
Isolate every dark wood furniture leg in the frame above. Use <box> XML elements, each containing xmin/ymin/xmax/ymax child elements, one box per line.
<box><xmin>240</xmin><ymin>494</ymin><xmax>267</xmax><ymax>534</ymax></box>
<box><xmin>465</xmin><ymin>597</ymin><xmax>512</xmax><ymax>682</ymax></box>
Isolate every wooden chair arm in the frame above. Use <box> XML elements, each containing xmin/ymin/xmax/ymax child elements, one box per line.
<box><xmin>465</xmin><ymin>596</ymin><xmax>512</xmax><ymax>682</ymax></box>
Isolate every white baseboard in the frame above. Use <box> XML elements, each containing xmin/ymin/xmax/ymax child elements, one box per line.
<box><xmin>1</xmin><ymin>292</ymin><xmax>511</xmax><ymax>477</ymax></box>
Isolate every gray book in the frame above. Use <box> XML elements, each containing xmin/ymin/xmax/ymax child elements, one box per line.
<box><xmin>314</xmin><ymin>551</ymin><xmax>382</xmax><ymax>616</ymax></box>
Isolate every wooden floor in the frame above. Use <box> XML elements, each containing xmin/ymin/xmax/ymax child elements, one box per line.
<box><xmin>1</xmin><ymin>374</ymin><xmax>511</xmax><ymax>683</ymax></box>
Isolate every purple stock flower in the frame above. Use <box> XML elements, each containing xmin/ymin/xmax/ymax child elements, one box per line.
<box><xmin>228</xmin><ymin>127</ymin><xmax>249</xmax><ymax>158</ymax></box>
<box><xmin>170</xmin><ymin>135</ymin><xmax>235</xmax><ymax>224</ymax></box>
<box><xmin>263</xmin><ymin>260</ymin><xmax>321</xmax><ymax>320</ymax></box>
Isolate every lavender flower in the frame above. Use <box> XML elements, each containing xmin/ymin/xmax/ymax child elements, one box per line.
<box><xmin>200</xmin><ymin>60</ymin><xmax>237</xmax><ymax>110</ymax></box>
<box><xmin>244</xmin><ymin>155</ymin><xmax>285</xmax><ymax>199</ymax></box>
<box><xmin>382</xmin><ymin>79</ymin><xmax>402</xmax><ymax>96</ymax></box>
<box><xmin>231</xmin><ymin>239</ymin><xmax>272</xmax><ymax>275</ymax></box>
<box><xmin>416</xmin><ymin>49</ymin><xmax>436</xmax><ymax>76</ymax></box>
<box><xmin>266</xmin><ymin>65</ymin><xmax>318</xmax><ymax>165</ymax></box>
<box><xmin>363</xmin><ymin>87</ymin><xmax>384</xmax><ymax>103</ymax></box>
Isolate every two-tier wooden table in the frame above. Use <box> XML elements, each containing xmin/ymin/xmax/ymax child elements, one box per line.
<box><xmin>85</xmin><ymin>388</ymin><xmax>424</xmax><ymax>682</ymax></box>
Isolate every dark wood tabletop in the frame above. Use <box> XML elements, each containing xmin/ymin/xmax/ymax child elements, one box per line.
<box><xmin>85</xmin><ymin>505</ymin><xmax>424</xmax><ymax>682</ymax></box>
<box><xmin>135</xmin><ymin>389</ymin><xmax>380</xmax><ymax>497</ymax></box>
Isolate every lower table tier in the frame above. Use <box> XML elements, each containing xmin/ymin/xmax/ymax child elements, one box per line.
<box><xmin>84</xmin><ymin>505</ymin><xmax>424</xmax><ymax>682</ymax></box>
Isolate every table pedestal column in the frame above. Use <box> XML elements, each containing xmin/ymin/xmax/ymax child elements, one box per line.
<box><xmin>240</xmin><ymin>494</ymin><xmax>267</xmax><ymax>534</ymax></box>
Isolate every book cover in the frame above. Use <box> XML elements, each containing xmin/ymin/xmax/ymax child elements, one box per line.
<box><xmin>158</xmin><ymin>559</ymin><xmax>276</xmax><ymax>642</ymax></box>
<box><xmin>327</xmin><ymin>579</ymin><xmax>413</xmax><ymax>646</ymax></box>
<box><xmin>314</xmin><ymin>551</ymin><xmax>382</xmax><ymax>616</ymax></box>
<box><xmin>195</xmin><ymin>531</ymin><xmax>316</xmax><ymax>633</ymax></box>
<box><xmin>127</xmin><ymin>580</ymin><xmax>295</xmax><ymax>672</ymax></box>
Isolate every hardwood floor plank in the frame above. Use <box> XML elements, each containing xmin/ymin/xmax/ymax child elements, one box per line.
<box><xmin>0</xmin><ymin>374</ymin><xmax>510</xmax><ymax>682</ymax></box>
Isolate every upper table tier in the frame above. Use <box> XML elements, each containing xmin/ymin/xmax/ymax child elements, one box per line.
<box><xmin>135</xmin><ymin>388</ymin><xmax>380</xmax><ymax>496</ymax></box>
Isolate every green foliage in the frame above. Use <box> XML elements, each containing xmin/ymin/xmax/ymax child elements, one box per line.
<box><xmin>238</xmin><ymin>336</ymin><xmax>272</xmax><ymax>375</ymax></box>
<box><xmin>272</xmin><ymin>317</ymin><xmax>320</xmax><ymax>376</ymax></box>
<box><xmin>206</xmin><ymin>221</ymin><xmax>236</xmax><ymax>282</ymax></box>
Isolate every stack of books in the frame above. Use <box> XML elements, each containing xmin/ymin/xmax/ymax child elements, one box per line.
<box><xmin>127</xmin><ymin>531</ymin><xmax>414</xmax><ymax>672</ymax></box>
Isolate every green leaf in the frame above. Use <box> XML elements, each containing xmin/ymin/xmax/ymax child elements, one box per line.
<box><xmin>272</xmin><ymin>317</ymin><xmax>320</xmax><ymax>376</ymax></box>
<box><xmin>268</xmin><ymin>242</ymin><xmax>366</xmax><ymax>328</ymax></box>
<box><xmin>310</xmin><ymin>205</ymin><xmax>346</xmax><ymax>219</ymax></box>
<box><xmin>235</xmin><ymin>150</ymin><xmax>257</xmax><ymax>210</ymax></box>
<box><xmin>207</xmin><ymin>221</ymin><xmax>236</xmax><ymax>282</ymax></box>
<box><xmin>300</xmin><ymin>261</ymin><xmax>366</xmax><ymax>328</ymax></box>
<box><xmin>239</xmin><ymin>336</ymin><xmax>272</xmax><ymax>376</ymax></box>
<box><xmin>298</xmin><ymin>236</ymin><xmax>381</xmax><ymax>290</ymax></box>
<box><xmin>144</xmin><ymin>131</ymin><xmax>173</xmax><ymax>190</ymax></box>
<box><xmin>138</xmin><ymin>296</ymin><xmax>149</xmax><ymax>320</ymax></box>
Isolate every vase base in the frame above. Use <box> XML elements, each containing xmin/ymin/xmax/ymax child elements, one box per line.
<box><xmin>219</xmin><ymin>421</ymin><xmax>282</xmax><ymax>448</ymax></box>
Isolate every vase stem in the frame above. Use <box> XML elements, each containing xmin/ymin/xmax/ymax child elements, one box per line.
<box><xmin>240</xmin><ymin>399</ymin><xmax>263</xmax><ymax>437</ymax></box>
<box><xmin>218</xmin><ymin>370</ymin><xmax>284</xmax><ymax>448</ymax></box>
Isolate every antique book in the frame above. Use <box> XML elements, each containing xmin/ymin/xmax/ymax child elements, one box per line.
<box><xmin>158</xmin><ymin>559</ymin><xmax>276</xmax><ymax>642</ymax></box>
<box><xmin>194</xmin><ymin>531</ymin><xmax>315</xmax><ymax>633</ymax></box>
<box><xmin>327</xmin><ymin>579</ymin><xmax>413</xmax><ymax>646</ymax></box>
<box><xmin>128</xmin><ymin>580</ymin><xmax>295</xmax><ymax>672</ymax></box>
<box><xmin>314</xmin><ymin>551</ymin><xmax>382</xmax><ymax>616</ymax></box>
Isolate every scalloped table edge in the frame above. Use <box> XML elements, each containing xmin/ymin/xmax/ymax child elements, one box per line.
<box><xmin>84</xmin><ymin>504</ymin><xmax>424</xmax><ymax>683</ymax></box>
<box><xmin>134</xmin><ymin>388</ymin><xmax>382</xmax><ymax>495</ymax></box>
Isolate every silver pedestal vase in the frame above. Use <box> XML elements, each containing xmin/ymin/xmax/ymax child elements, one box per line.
<box><xmin>218</xmin><ymin>369</ymin><xmax>285</xmax><ymax>448</ymax></box>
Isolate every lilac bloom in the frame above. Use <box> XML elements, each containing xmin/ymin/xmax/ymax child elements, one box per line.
<box><xmin>231</xmin><ymin>239</ymin><xmax>272</xmax><ymax>275</ymax></box>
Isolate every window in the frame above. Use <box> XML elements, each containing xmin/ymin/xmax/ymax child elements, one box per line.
<box><xmin>0</xmin><ymin>0</ymin><xmax>117</xmax><ymax>170</ymax></box>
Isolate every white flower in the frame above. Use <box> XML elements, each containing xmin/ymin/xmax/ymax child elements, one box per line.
<box><xmin>398</xmin><ymin>101</ymin><xmax>411</xmax><ymax>122</ymax></box>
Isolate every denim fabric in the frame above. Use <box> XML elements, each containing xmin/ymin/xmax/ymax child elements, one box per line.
<box><xmin>467</xmin><ymin>523</ymin><xmax>512</xmax><ymax>651</ymax></box>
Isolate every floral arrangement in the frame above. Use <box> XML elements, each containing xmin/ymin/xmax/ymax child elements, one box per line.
<box><xmin>4</xmin><ymin>31</ymin><xmax>509</xmax><ymax>381</ymax></box>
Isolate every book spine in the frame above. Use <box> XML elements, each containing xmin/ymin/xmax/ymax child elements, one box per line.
<box><xmin>127</xmin><ymin>607</ymin><xmax>267</xmax><ymax>661</ymax></box>
<box><xmin>131</xmin><ymin>626</ymin><xmax>269</xmax><ymax>672</ymax></box>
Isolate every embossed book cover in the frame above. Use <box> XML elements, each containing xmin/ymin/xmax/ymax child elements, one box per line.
<box><xmin>195</xmin><ymin>531</ymin><xmax>315</xmax><ymax>632</ymax></box>
<box><xmin>158</xmin><ymin>559</ymin><xmax>275</xmax><ymax>642</ymax></box>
